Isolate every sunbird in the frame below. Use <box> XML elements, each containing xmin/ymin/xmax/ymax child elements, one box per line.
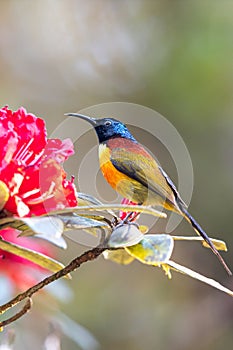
<box><xmin>67</xmin><ymin>113</ymin><xmax>231</xmax><ymax>275</ymax></box>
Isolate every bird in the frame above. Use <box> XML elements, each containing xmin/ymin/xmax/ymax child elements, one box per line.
<box><xmin>67</xmin><ymin>112</ymin><xmax>232</xmax><ymax>275</ymax></box>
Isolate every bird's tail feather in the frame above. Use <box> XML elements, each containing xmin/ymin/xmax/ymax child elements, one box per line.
<box><xmin>179</xmin><ymin>204</ymin><xmax>232</xmax><ymax>275</ymax></box>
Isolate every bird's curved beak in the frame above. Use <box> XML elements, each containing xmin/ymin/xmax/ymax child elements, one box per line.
<box><xmin>65</xmin><ymin>113</ymin><xmax>97</xmax><ymax>126</ymax></box>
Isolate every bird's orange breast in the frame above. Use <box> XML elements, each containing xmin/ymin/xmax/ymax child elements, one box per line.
<box><xmin>99</xmin><ymin>143</ymin><xmax>131</xmax><ymax>191</ymax></box>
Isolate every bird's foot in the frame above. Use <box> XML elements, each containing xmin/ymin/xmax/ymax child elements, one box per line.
<box><xmin>113</xmin><ymin>211</ymin><xmax>140</xmax><ymax>229</ymax></box>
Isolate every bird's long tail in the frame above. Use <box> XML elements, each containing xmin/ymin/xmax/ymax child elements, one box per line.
<box><xmin>179</xmin><ymin>204</ymin><xmax>232</xmax><ymax>275</ymax></box>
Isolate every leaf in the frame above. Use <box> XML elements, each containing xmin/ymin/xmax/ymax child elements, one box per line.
<box><xmin>19</xmin><ymin>217</ymin><xmax>67</xmax><ymax>248</ymax></box>
<box><xmin>59</xmin><ymin>213</ymin><xmax>110</xmax><ymax>242</ymax></box>
<box><xmin>78</xmin><ymin>214</ymin><xmax>108</xmax><ymax>222</ymax></box>
<box><xmin>0</xmin><ymin>180</ymin><xmax>9</xmax><ymax>211</ymax></box>
<box><xmin>78</xmin><ymin>192</ymin><xmax>115</xmax><ymax>217</ymax></box>
<box><xmin>1</xmin><ymin>213</ymin><xmax>108</xmax><ymax>242</ymax></box>
<box><xmin>108</xmin><ymin>224</ymin><xmax>144</xmax><ymax>248</ymax></box>
<box><xmin>126</xmin><ymin>234</ymin><xmax>174</xmax><ymax>265</ymax></box>
<box><xmin>0</xmin><ymin>217</ymin><xmax>22</xmax><ymax>231</ymax></box>
<box><xmin>172</xmin><ymin>235</ymin><xmax>227</xmax><ymax>251</ymax></box>
<box><xmin>138</xmin><ymin>225</ymin><xmax>149</xmax><ymax>234</ymax></box>
<box><xmin>165</xmin><ymin>260</ymin><xmax>233</xmax><ymax>297</ymax></box>
<box><xmin>0</xmin><ymin>237</ymin><xmax>69</xmax><ymax>278</ymax></box>
<box><xmin>58</xmin><ymin>214</ymin><xmax>108</xmax><ymax>230</ymax></box>
<box><xmin>77</xmin><ymin>192</ymin><xmax>105</xmax><ymax>206</ymax></box>
<box><xmin>103</xmin><ymin>249</ymin><xmax>135</xmax><ymax>265</ymax></box>
<box><xmin>201</xmin><ymin>239</ymin><xmax>227</xmax><ymax>251</ymax></box>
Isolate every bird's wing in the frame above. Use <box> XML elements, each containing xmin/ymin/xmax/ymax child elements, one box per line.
<box><xmin>110</xmin><ymin>144</ymin><xmax>176</xmax><ymax>205</ymax></box>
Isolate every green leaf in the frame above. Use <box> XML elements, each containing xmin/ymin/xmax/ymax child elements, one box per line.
<box><xmin>126</xmin><ymin>234</ymin><xmax>174</xmax><ymax>265</ymax></box>
<box><xmin>78</xmin><ymin>192</ymin><xmax>115</xmax><ymax>216</ymax></box>
<box><xmin>103</xmin><ymin>249</ymin><xmax>135</xmax><ymax>265</ymax></box>
<box><xmin>77</xmin><ymin>192</ymin><xmax>104</xmax><ymax>206</ymax></box>
<box><xmin>0</xmin><ymin>180</ymin><xmax>9</xmax><ymax>210</ymax></box>
<box><xmin>172</xmin><ymin>235</ymin><xmax>228</xmax><ymax>251</ymax></box>
<box><xmin>108</xmin><ymin>224</ymin><xmax>144</xmax><ymax>248</ymax></box>
<box><xmin>58</xmin><ymin>214</ymin><xmax>108</xmax><ymax>230</ymax></box>
<box><xmin>165</xmin><ymin>260</ymin><xmax>233</xmax><ymax>297</ymax></box>
<box><xmin>0</xmin><ymin>217</ymin><xmax>22</xmax><ymax>231</ymax></box>
<box><xmin>0</xmin><ymin>213</ymin><xmax>108</xmax><ymax>247</ymax></box>
<box><xmin>0</xmin><ymin>237</ymin><xmax>69</xmax><ymax>277</ymax></box>
<box><xmin>60</xmin><ymin>213</ymin><xmax>109</xmax><ymax>243</ymax></box>
<box><xmin>19</xmin><ymin>217</ymin><xmax>67</xmax><ymax>248</ymax></box>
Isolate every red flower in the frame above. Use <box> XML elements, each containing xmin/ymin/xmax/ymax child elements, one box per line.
<box><xmin>0</xmin><ymin>106</ymin><xmax>78</xmax><ymax>290</ymax></box>
<box><xmin>119</xmin><ymin>198</ymin><xmax>140</xmax><ymax>222</ymax></box>
<box><xmin>0</xmin><ymin>228</ymin><xmax>54</xmax><ymax>290</ymax></box>
<box><xmin>0</xmin><ymin>106</ymin><xmax>77</xmax><ymax>217</ymax></box>
<box><xmin>0</xmin><ymin>106</ymin><xmax>46</xmax><ymax>171</ymax></box>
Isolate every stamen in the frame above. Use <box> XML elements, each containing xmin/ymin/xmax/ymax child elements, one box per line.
<box><xmin>22</xmin><ymin>151</ymin><xmax>34</xmax><ymax>163</ymax></box>
<box><xmin>26</xmin><ymin>193</ymin><xmax>54</xmax><ymax>205</ymax></box>
<box><xmin>21</xmin><ymin>188</ymin><xmax>41</xmax><ymax>199</ymax></box>
<box><xmin>14</xmin><ymin>138</ymin><xmax>34</xmax><ymax>161</ymax></box>
<box><xmin>26</xmin><ymin>181</ymin><xmax>56</xmax><ymax>205</ymax></box>
<box><xmin>14</xmin><ymin>143</ymin><xmax>27</xmax><ymax>160</ymax></box>
<box><xmin>48</xmin><ymin>181</ymin><xmax>56</xmax><ymax>196</ymax></box>
<box><xmin>28</xmin><ymin>152</ymin><xmax>44</xmax><ymax>166</ymax></box>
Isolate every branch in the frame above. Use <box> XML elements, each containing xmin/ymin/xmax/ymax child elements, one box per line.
<box><xmin>0</xmin><ymin>246</ymin><xmax>106</xmax><ymax>328</ymax></box>
<box><xmin>0</xmin><ymin>298</ymin><xmax>32</xmax><ymax>330</ymax></box>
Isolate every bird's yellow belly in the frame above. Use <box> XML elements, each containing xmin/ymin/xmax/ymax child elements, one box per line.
<box><xmin>100</xmin><ymin>159</ymin><xmax>149</xmax><ymax>203</ymax></box>
<box><xmin>99</xmin><ymin>144</ymin><xmax>156</xmax><ymax>204</ymax></box>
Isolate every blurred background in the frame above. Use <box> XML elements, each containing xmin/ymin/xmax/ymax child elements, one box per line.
<box><xmin>0</xmin><ymin>1</ymin><xmax>233</xmax><ymax>349</ymax></box>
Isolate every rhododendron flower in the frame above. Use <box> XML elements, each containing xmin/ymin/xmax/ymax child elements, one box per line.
<box><xmin>0</xmin><ymin>228</ymin><xmax>55</xmax><ymax>290</ymax></box>
<box><xmin>0</xmin><ymin>106</ymin><xmax>78</xmax><ymax>290</ymax></box>
<box><xmin>0</xmin><ymin>106</ymin><xmax>77</xmax><ymax>217</ymax></box>
<box><xmin>119</xmin><ymin>198</ymin><xmax>140</xmax><ymax>222</ymax></box>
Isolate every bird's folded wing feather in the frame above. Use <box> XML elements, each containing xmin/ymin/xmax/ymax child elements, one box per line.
<box><xmin>110</xmin><ymin>145</ymin><xmax>176</xmax><ymax>205</ymax></box>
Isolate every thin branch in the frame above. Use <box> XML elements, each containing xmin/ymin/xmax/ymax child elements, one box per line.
<box><xmin>0</xmin><ymin>246</ymin><xmax>106</xmax><ymax>328</ymax></box>
<box><xmin>0</xmin><ymin>298</ymin><xmax>32</xmax><ymax>329</ymax></box>
<box><xmin>50</xmin><ymin>204</ymin><xmax>167</xmax><ymax>219</ymax></box>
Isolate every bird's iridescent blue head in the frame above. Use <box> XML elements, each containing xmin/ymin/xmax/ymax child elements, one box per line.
<box><xmin>66</xmin><ymin>113</ymin><xmax>137</xmax><ymax>143</ymax></box>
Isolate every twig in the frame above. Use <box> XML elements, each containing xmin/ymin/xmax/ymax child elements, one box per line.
<box><xmin>51</xmin><ymin>204</ymin><xmax>167</xmax><ymax>219</ymax></box>
<box><xmin>0</xmin><ymin>298</ymin><xmax>32</xmax><ymax>329</ymax></box>
<box><xmin>0</xmin><ymin>246</ymin><xmax>106</xmax><ymax>328</ymax></box>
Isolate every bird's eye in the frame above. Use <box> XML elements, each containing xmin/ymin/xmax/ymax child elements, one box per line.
<box><xmin>104</xmin><ymin>120</ymin><xmax>112</xmax><ymax>126</ymax></box>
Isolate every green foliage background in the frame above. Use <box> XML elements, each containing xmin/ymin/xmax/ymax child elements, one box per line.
<box><xmin>0</xmin><ymin>1</ymin><xmax>233</xmax><ymax>349</ymax></box>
